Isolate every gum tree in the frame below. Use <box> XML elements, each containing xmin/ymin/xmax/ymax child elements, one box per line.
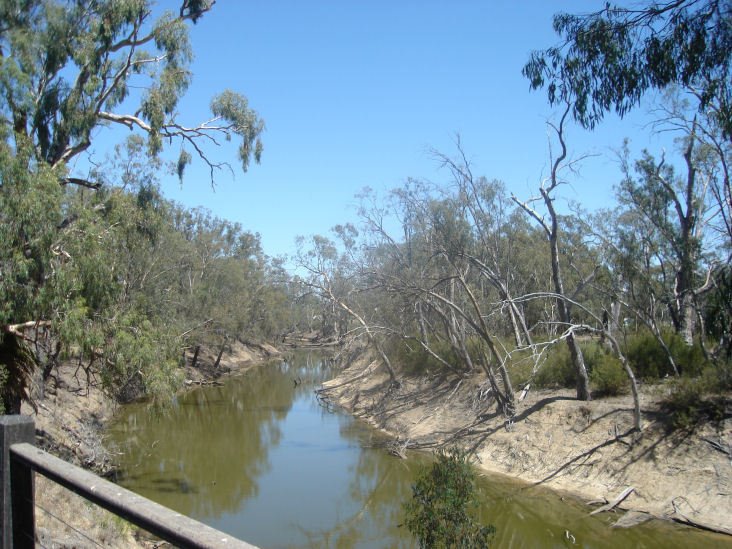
<box><xmin>523</xmin><ymin>0</ymin><xmax>731</xmax><ymax>139</ymax></box>
<box><xmin>0</xmin><ymin>0</ymin><xmax>264</xmax><ymax>412</ymax></box>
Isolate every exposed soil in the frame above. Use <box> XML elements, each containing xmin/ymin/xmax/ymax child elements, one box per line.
<box><xmin>16</xmin><ymin>336</ymin><xmax>732</xmax><ymax>543</ymax></box>
<box><xmin>319</xmin><ymin>351</ymin><xmax>732</xmax><ymax>537</ymax></box>
<box><xmin>19</xmin><ymin>340</ymin><xmax>281</xmax><ymax>548</ymax></box>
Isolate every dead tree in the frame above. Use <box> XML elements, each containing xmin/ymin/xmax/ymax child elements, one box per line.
<box><xmin>512</xmin><ymin>105</ymin><xmax>592</xmax><ymax>401</ymax></box>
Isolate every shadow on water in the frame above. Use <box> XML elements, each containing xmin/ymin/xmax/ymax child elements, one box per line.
<box><xmin>107</xmin><ymin>352</ymin><xmax>731</xmax><ymax>548</ymax></box>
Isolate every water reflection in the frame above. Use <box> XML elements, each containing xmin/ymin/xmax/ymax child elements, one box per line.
<box><xmin>108</xmin><ymin>353</ymin><xmax>731</xmax><ymax>548</ymax></box>
<box><xmin>109</xmin><ymin>359</ymin><xmax>296</xmax><ymax>519</ymax></box>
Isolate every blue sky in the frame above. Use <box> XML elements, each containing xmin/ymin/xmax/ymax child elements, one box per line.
<box><xmin>76</xmin><ymin>1</ymin><xmax>674</xmax><ymax>260</ymax></box>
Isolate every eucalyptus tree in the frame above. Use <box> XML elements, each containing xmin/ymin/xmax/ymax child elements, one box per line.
<box><xmin>0</xmin><ymin>0</ymin><xmax>264</xmax><ymax>411</ymax></box>
<box><xmin>295</xmin><ymin>232</ymin><xmax>398</xmax><ymax>382</ymax></box>
<box><xmin>617</xmin><ymin>146</ymin><xmax>710</xmax><ymax>346</ymax></box>
<box><xmin>615</xmin><ymin>89</ymin><xmax>731</xmax><ymax>348</ymax></box>
<box><xmin>523</xmin><ymin>0</ymin><xmax>732</xmax><ymax>140</ymax></box>
<box><xmin>358</xmin><ymin>182</ymin><xmax>518</xmax><ymax>416</ymax></box>
<box><xmin>605</xmin><ymin>206</ymin><xmax>683</xmax><ymax>376</ymax></box>
<box><xmin>512</xmin><ymin>106</ymin><xmax>593</xmax><ymax>401</ymax></box>
<box><xmin>431</xmin><ymin>145</ymin><xmax>536</xmax><ymax>347</ymax></box>
<box><xmin>0</xmin><ymin>0</ymin><xmax>263</xmax><ymax>177</ymax></box>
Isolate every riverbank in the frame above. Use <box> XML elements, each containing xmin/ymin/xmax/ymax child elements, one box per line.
<box><xmin>319</xmin><ymin>348</ymin><xmax>732</xmax><ymax>538</ymax></box>
<box><xmin>19</xmin><ymin>339</ymin><xmax>281</xmax><ymax>547</ymax></box>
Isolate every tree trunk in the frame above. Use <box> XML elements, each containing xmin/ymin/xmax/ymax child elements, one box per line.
<box><xmin>605</xmin><ymin>333</ymin><xmax>642</xmax><ymax>431</ymax></box>
<box><xmin>508</xmin><ymin>303</ymin><xmax>524</xmax><ymax>347</ymax></box>
<box><xmin>213</xmin><ymin>341</ymin><xmax>226</xmax><ymax>369</ymax></box>
<box><xmin>543</xmin><ymin>187</ymin><xmax>592</xmax><ymax>401</ymax></box>
<box><xmin>677</xmin><ymin>286</ymin><xmax>696</xmax><ymax>346</ymax></box>
<box><xmin>610</xmin><ymin>300</ymin><xmax>622</xmax><ymax>338</ymax></box>
<box><xmin>567</xmin><ymin>332</ymin><xmax>591</xmax><ymax>401</ymax></box>
<box><xmin>190</xmin><ymin>344</ymin><xmax>201</xmax><ymax>368</ymax></box>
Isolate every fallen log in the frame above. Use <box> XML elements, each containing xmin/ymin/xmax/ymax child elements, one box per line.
<box><xmin>589</xmin><ymin>487</ymin><xmax>635</xmax><ymax>516</ymax></box>
<box><xmin>184</xmin><ymin>379</ymin><xmax>223</xmax><ymax>387</ymax></box>
<box><xmin>612</xmin><ymin>510</ymin><xmax>653</xmax><ymax>528</ymax></box>
<box><xmin>670</xmin><ymin>497</ymin><xmax>732</xmax><ymax>536</ymax></box>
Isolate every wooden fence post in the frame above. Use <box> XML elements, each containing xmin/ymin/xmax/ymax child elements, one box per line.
<box><xmin>0</xmin><ymin>416</ymin><xmax>35</xmax><ymax>549</ymax></box>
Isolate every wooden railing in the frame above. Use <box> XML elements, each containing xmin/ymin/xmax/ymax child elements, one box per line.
<box><xmin>1</xmin><ymin>416</ymin><xmax>259</xmax><ymax>549</ymax></box>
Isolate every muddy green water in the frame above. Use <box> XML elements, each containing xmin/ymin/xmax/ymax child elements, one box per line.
<box><xmin>107</xmin><ymin>353</ymin><xmax>730</xmax><ymax>548</ymax></box>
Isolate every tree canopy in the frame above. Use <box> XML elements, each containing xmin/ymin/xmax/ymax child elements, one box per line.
<box><xmin>523</xmin><ymin>0</ymin><xmax>732</xmax><ymax>139</ymax></box>
<box><xmin>0</xmin><ymin>0</ymin><xmax>263</xmax><ymax>180</ymax></box>
<box><xmin>0</xmin><ymin>1</ymin><xmax>268</xmax><ymax>412</ymax></box>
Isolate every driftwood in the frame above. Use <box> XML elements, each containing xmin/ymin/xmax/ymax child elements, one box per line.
<box><xmin>184</xmin><ymin>379</ymin><xmax>223</xmax><ymax>387</ymax></box>
<box><xmin>670</xmin><ymin>512</ymin><xmax>732</xmax><ymax>536</ymax></box>
<box><xmin>387</xmin><ymin>438</ymin><xmax>409</xmax><ymax>459</ymax></box>
<box><xmin>670</xmin><ymin>497</ymin><xmax>732</xmax><ymax>536</ymax></box>
<box><xmin>589</xmin><ymin>487</ymin><xmax>635</xmax><ymax>515</ymax></box>
<box><xmin>702</xmin><ymin>437</ymin><xmax>731</xmax><ymax>457</ymax></box>
<box><xmin>611</xmin><ymin>510</ymin><xmax>653</xmax><ymax>528</ymax></box>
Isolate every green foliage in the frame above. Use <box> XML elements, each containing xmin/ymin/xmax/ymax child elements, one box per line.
<box><xmin>534</xmin><ymin>340</ymin><xmax>629</xmax><ymax>395</ymax></box>
<box><xmin>102</xmin><ymin>312</ymin><xmax>181</xmax><ymax>404</ymax></box>
<box><xmin>0</xmin><ymin>1</ymin><xmax>263</xmax><ymax>170</ymax></box>
<box><xmin>589</xmin><ymin>353</ymin><xmax>627</xmax><ymax>397</ymax></box>
<box><xmin>0</xmin><ymin>131</ymin><xmax>291</xmax><ymax>408</ymax></box>
<box><xmin>404</xmin><ymin>447</ymin><xmax>495</xmax><ymax>548</ymax></box>
<box><xmin>534</xmin><ymin>344</ymin><xmax>576</xmax><ymax>389</ymax></box>
<box><xmin>623</xmin><ymin>331</ymin><xmax>672</xmax><ymax>379</ymax></box>
<box><xmin>667</xmin><ymin>337</ymin><xmax>710</xmax><ymax>378</ymax></box>
<box><xmin>703</xmin><ymin>265</ymin><xmax>732</xmax><ymax>353</ymax></box>
<box><xmin>523</xmin><ymin>1</ymin><xmax>732</xmax><ymax>138</ymax></box>
<box><xmin>661</xmin><ymin>372</ymin><xmax>729</xmax><ymax>431</ymax></box>
<box><xmin>391</xmin><ymin>339</ymin><xmax>461</xmax><ymax>376</ymax></box>
<box><xmin>0</xmin><ymin>140</ymin><xmax>64</xmax><ymax>326</ymax></box>
<box><xmin>623</xmin><ymin>330</ymin><xmax>710</xmax><ymax>379</ymax></box>
<box><xmin>211</xmin><ymin>90</ymin><xmax>265</xmax><ymax>172</ymax></box>
<box><xmin>0</xmin><ymin>1</ymin><xmax>270</xmax><ymax>412</ymax></box>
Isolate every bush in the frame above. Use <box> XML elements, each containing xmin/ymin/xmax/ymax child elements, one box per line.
<box><xmin>623</xmin><ymin>329</ymin><xmax>709</xmax><ymax>379</ymax></box>
<box><xmin>391</xmin><ymin>339</ymin><xmax>461</xmax><ymax>376</ymax></box>
<box><xmin>590</xmin><ymin>354</ymin><xmax>628</xmax><ymax>396</ymax></box>
<box><xmin>667</xmin><ymin>335</ymin><xmax>709</xmax><ymax>377</ymax></box>
<box><xmin>534</xmin><ymin>344</ymin><xmax>576</xmax><ymax>389</ymax></box>
<box><xmin>404</xmin><ymin>447</ymin><xmax>495</xmax><ymax>548</ymax></box>
<box><xmin>661</xmin><ymin>374</ymin><xmax>727</xmax><ymax>430</ymax></box>
<box><xmin>504</xmin><ymin>347</ymin><xmax>536</xmax><ymax>388</ymax></box>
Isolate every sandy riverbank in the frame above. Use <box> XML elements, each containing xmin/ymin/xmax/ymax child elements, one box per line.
<box><xmin>319</xmin><ymin>349</ymin><xmax>732</xmax><ymax>537</ymax></box>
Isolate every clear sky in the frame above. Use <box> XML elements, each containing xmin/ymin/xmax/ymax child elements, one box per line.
<box><xmin>74</xmin><ymin>1</ymin><xmax>673</xmax><ymax>260</ymax></box>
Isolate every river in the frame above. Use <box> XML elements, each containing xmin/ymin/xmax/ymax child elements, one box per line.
<box><xmin>107</xmin><ymin>352</ymin><xmax>730</xmax><ymax>548</ymax></box>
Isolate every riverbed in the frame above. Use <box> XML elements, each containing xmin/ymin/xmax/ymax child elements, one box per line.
<box><xmin>107</xmin><ymin>352</ymin><xmax>730</xmax><ymax>548</ymax></box>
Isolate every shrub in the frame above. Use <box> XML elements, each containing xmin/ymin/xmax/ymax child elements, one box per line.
<box><xmin>661</xmin><ymin>374</ymin><xmax>727</xmax><ymax>431</ymax></box>
<box><xmin>391</xmin><ymin>339</ymin><xmax>461</xmax><ymax>376</ymax></box>
<box><xmin>590</xmin><ymin>354</ymin><xmax>628</xmax><ymax>396</ymax></box>
<box><xmin>404</xmin><ymin>447</ymin><xmax>495</xmax><ymax>548</ymax></box>
<box><xmin>504</xmin><ymin>347</ymin><xmax>536</xmax><ymax>388</ymax></box>
<box><xmin>622</xmin><ymin>330</ymin><xmax>671</xmax><ymax>379</ymax></box>
<box><xmin>666</xmin><ymin>334</ymin><xmax>709</xmax><ymax>377</ymax></box>
<box><xmin>623</xmin><ymin>329</ymin><xmax>710</xmax><ymax>379</ymax></box>
<box><xmin>534</xmin><ymin>344</ymin><xmax>576</xmax><ymax>389</ymax></box>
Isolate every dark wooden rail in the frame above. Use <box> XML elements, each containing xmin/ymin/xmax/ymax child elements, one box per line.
<box><xmin>1</xmin><ymin>416</ymin><xmax>259</xmax><ymax>549</ymax></box>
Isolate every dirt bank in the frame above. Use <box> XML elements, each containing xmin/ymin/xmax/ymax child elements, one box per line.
<box><xmin>319</xmin><ymin>350</ymin><xmax>732</xmax><ymax>537</ymax></box>
<box><xmin>19</xmin><ymin>339</ymin><xmax>281</xmax><ymax>547</ymax></box>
